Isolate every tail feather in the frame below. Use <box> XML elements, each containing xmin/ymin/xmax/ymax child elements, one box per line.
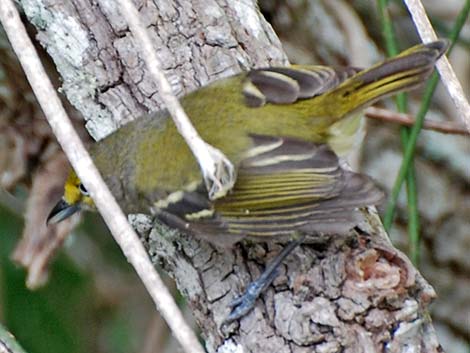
<box><xmin>324</xmin><ymin>40</ymin><xmax>449</xmax><ymax>117</ymax></box>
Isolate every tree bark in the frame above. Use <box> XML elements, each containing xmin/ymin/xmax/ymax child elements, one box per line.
<box><xmin>18</xmin><ymin>0</ymin><xmax>445</xmax><ymax>352</ymax></box>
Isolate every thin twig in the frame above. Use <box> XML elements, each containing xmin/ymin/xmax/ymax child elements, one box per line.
<box><xmin>365</xmin><ymin>107</ymin><xmax>470</xmax><ymax>135</ymax></box>
<box><xmin>0</xmin><ymin>2</ymin><xmax>205</xmax><ymax>353</ymax></box>
<box><xmin>0</xmin><ymin>323</ymin><xmax>29</xmax><ymax>353</ymax></box>
<box><xmin>404</xmin><ymin>0</ymin><xmax>470</xmax><ymax>133</ymax></box>
<box><xmin>116</xmin><ymin>0</ymin><xmax>235</xmax><ymax>200</ymax></box>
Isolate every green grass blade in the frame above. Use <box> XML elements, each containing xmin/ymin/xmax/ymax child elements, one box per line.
<box><xmin>376</xmin><ymin>0</ymin><xmax>419</xmax><ymax>264</ymax></box>
<box><xmin>382</xmin><ymin>0</ymin><xmax>470</xmax><ymax>233</ymax></box>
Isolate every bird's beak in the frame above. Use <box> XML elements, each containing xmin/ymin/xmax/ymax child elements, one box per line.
<box><xmin>47</xmin><ymin>198</ymin><xmax>80</xmax><ymax>225</ymax></box>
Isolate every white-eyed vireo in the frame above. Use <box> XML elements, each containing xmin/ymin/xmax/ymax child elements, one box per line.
<box><xmin>48</xmin><ymin>40</ymin><xmax>447</xmax><ymax>322</ymax></box>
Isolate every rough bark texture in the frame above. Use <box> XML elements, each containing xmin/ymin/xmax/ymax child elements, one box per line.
<box><xmin>18</xmin><ymin>0</ymin><xmax>445</xmax><ymax>352</ymax></box>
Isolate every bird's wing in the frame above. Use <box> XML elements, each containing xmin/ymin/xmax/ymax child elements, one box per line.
<box><xmin>154</xmin><ymin>135</ymin><xmax>383</xmax><ymax>245</ymax></box>
<box><xmin>242</xmin><ymin>66</ymin><xmax>361</xmax><ymax>107</ymax></box>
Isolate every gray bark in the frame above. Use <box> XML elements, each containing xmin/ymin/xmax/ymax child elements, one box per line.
<box><xmin>18</xmin><ymin>0</ymin><xmax>445</xmax><ymax>352</ymax></box>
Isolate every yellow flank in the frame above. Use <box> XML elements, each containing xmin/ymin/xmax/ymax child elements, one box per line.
<box><xmin>327</xmin><ymin>113</ymin><xmax>365</xmax><ymax>155</ymax></box>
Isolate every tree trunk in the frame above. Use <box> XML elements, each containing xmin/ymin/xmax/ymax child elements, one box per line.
<box><xmin>18</xmin><ymin>0</ymin><xmax>444</xmax><ymax>352</ymax></box>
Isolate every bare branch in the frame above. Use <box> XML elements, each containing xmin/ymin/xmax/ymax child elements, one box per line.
<box><xmin>365</xmin><ymin>107</ymin><xmax>470</xmax><ymax>135</ymax></box>
<box><xmin>0</xmin><ymin>323</ymin><xmax>29</xmax><ymax>353</ymax></box>
<box><xmin>0</xmin><ymin>2</ymin><xmax>204</xmax><ymax>353</ymax></box>
<box><xmin>404</xmin><ymin>0</ymin><xmax>470</xmax><ymax>133</ymax></box>
<box><xmin>116</xmin><ymin>0</ymin><xmax>235</xmax><ymax>200</ymax></box>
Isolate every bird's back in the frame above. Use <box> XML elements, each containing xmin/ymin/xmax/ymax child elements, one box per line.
<box><xmin>90</xmin><ymin>40</ymin><xmax>447</xmax><ymax>220</ymax></box>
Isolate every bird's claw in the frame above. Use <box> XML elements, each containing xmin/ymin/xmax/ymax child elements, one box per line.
<box><xmin>223</xmin><ymin>266</ymin><xmax>283</xmax><ymax>324</ymax></box>
<box><xmin>202</xmin><ymin>144</ymin><xmax>235</xmax><ymax>200</ymax></box>
<box><xmin>224</xmin><ymin>282</ymin><xmax>262</xmax><ymax>324</ymax></box>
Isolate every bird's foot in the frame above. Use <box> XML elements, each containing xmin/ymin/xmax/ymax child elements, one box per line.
<box><xmin>222</xmin><ymin>238</ymin><xmax>305</xmax><ymax>325</ymax></box>
<box><xmin>202</xmin><ymin>144</ymin><xmax>235</xmax><ymax>200</ymax></box>
<box><xmin>223</xmin><ymin>268</ymin><xmax>280</xmax><ymax>324</ymax></box>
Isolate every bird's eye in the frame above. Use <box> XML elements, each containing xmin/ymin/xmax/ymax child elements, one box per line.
<box><xmin>78</xmin><ymin>183</ymin><xmax>89</xmax><ymax>196</ymax></box>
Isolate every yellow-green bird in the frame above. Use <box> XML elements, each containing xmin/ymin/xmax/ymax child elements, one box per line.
<box><xmin>48</xmin><ymin>40</ymin><xmax>447</xmax><ymax>321</ymax></box>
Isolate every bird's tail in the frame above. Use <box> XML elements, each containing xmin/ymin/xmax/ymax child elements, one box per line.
<box><xmin>323</xmin><ymin>40</ymin><xmax>449</xmax><ymax>117</ymax></box>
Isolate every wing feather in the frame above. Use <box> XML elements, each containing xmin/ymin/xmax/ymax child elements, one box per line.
<box><xmin>243</xmin><ymin>66</ymin><xmax>362</xmax><ymax>107</ymax></box>
<box><xmin>153</xmin><ymin>135</ymin><xmax>383</xmax><ymax>244</ymax></box>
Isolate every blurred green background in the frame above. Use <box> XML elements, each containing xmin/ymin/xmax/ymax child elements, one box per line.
<box><xmin>0</xmin><ymin>208</ymin><xmax>157</xmax><ymax>353</ymax></box>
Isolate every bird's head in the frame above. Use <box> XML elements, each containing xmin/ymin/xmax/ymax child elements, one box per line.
<box><xmin>47</xmin><ymin>170</ymin><xmax>95</xmax><ymax>224</ymax></box>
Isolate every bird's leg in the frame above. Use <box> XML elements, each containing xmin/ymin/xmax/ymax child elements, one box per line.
<box><xmin>224</xmin><ymin>235</ymin><xmax>306</xmax><ymax>324</ymax></box>
<box><xmin>202</xmin><ymin>143</ymin><xmax>236</xmax><ymax>200</ymax></box>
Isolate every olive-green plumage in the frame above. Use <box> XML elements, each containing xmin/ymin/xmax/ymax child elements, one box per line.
<box><xmin>49</xmin><ymin>40</ymin><xmax>447</xmax><ymax>243</ymax></box>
